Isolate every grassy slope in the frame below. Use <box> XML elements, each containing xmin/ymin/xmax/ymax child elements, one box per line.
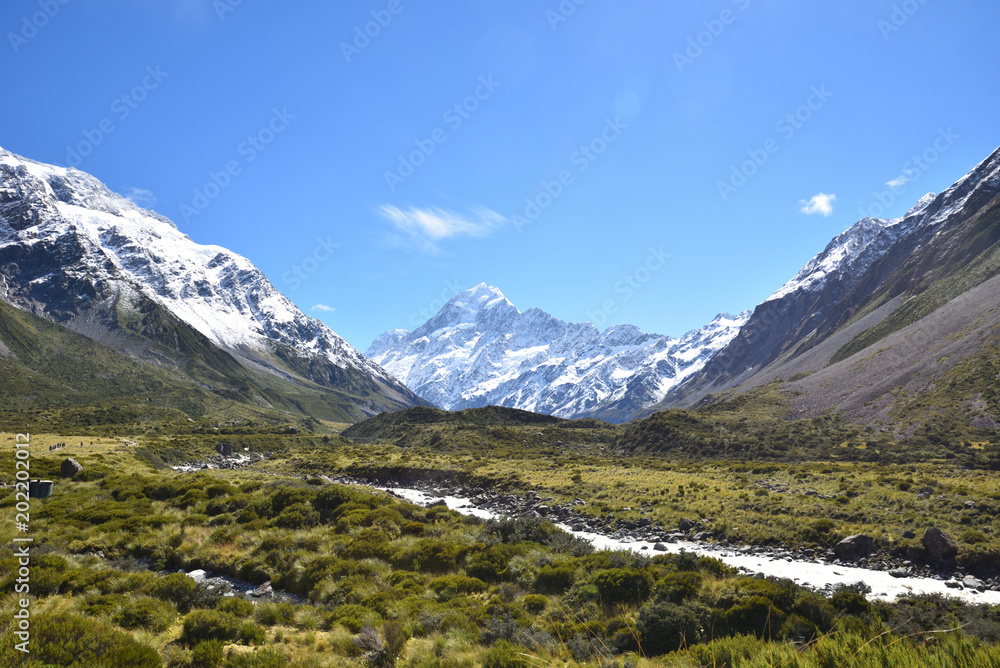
<box><xmin>0</xmin><ymin>297</ymin><xmax>406</xmax><ymax>428</ymax></box>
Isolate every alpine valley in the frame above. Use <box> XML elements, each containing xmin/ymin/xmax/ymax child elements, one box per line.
<box><xmin>370</xmin><ymin>146</ymin><xmax>1000</xmax><ymax>437</ymax></box>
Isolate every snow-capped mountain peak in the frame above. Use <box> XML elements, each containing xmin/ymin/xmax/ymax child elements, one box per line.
<box><xmin>367</xmin><ymin>285</ymin><xmax>749</xmax><ymax>421</ymax></box>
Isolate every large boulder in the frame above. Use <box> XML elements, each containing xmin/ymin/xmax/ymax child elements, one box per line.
<box><xmin>922</xmin><ymin>528</ymin><xmax>958</xmax><ymax>563</ymax></box>
<box><xmin>833</xmin><ymin>534</ymin><xmax>874</xmax><ymax>561</ymax></box>
<box><xmin>216</xmin><ymin>442</ymin><xmax>233</xmax><ymax>456</ymax></box>
<box><xmin>60</xmin><ymin>458</ymin><xmax>83</xmax><ymax>479</ymax></box>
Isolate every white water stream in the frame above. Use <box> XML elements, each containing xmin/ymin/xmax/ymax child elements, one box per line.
<box><xmin>386</xmin><ymin>487</ymin><xmax>1000</xmax><ymax>605</ymax></box>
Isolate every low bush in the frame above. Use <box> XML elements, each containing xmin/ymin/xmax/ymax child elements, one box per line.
<box><xmin>113</xmin><ymin>596</ymin><xmax>177</xmax><ymax>633</ymax></box>
<box><xmin>481</xmin><ymin>640</ymin><xmax>529</xmax><ymax>668</ymax></box>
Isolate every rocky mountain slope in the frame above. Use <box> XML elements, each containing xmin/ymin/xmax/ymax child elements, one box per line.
<box><xmin>367</xmin><ymin>284</ymin><xmax>748</xmax><ymax>422</ymax></box>
<box><xmin>645</xmin><ymin>146</ymin><xmax>1000</xmax><ymax>439</ymax></box>
<box><xmin>0</xmin><ymin>146</ymin><xmax>426</xmax><ymax>421</ymax></box>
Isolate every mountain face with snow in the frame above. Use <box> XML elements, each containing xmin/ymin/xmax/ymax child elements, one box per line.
<box><xmin>366</xmin><ymin>284</ymin><xmax>748</xmax><ymax>422</ymax></box>
<box><xmin>0</xmin><ymin>146</ymin><xmax>424</xmax><ymax>420</ymax></box>
<box><xmin>646</xmin><ymin>145</ymin><xmax>1000</xmax><ymax>415</ymax></box>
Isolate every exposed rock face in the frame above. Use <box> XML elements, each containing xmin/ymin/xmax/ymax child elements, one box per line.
<box><xmin>216</xmin><ymin>443</ymin><xmax>233</xmax><ymax>456</ymax></box>
<box><xmin>833</xmin><ymin>534</ymin><xmax>875</xmax><ymax>561</ymax></box>
<box><xmin>922</xmin><ymin>528</ymin><xmax>958</xmax><ymax>563</ymax></box>
<box><xmin>60</xmin><ymin>457</ymin><xmax>83</xmax><ymax>478</ymax></box>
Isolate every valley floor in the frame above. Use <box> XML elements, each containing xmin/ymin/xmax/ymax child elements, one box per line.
<box><xmin>2</xmin><ymin>428</ymin><xmax>1000</xmax><ymax>666</ymax></box>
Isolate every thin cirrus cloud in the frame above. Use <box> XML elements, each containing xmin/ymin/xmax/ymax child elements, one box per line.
<box><xmin>378</xmin><ymin>205</ymin><xmax>506</xmax><ymax>252</ymax></box>
<box><xmin>886</xmin><ymin>171</ymin><xmax>915</xmax><ymax>189</ymax></box>
<box><xmin>799</xmin><ymin>192</ymin><xmax>836</xmax><ymax>217</ymax></box>
<box><xmin>312</xmin><ymin>304</ymin><xmax>336</xmax><ymax>313</ymax></box>
<box><xmin>124</xmin><ymin>187</ymin><xmax>156</xmax><ymax>208</ymax></box>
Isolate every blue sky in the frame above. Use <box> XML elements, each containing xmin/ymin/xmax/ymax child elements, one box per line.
<box><xmin>2</xmin><ymin>0</ymin><xmax>998</xmax><ymax>350</ymax></box>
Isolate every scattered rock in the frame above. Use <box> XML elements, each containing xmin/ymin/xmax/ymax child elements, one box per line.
<box><xmin>653</xmin><ymin>543</ymin><xmax>667</xmax><ymax>552</ymax></box>
<box><xmin>833</xmin><ymin>534</ymin><xmax>875</xmax><ymax>561</ymax></box>
<box><xmin>922</xmin><ymin>528</ymin><xmax>958</xmax><ymax>563</ymax></box>
<box><xmin>427</xmin><ymin>499</ymin><xmax>448</xmax><ymax>509</ymax></box>
<box><xmin>216</xmin><ymin>442</ymin><xmax>234</xmax><ymax>456</ymax></box>
<box><xmin>60</xmin><ymin>458</ymin><xmax>83</xmax><ymax>479</ymax></box>
<box><xmin>902</xmin><ymin>530</ymin><xmax>917</xmax><ymax>540</ymax></box>
<box><xmin>917</xmin><ymin>487</ymin><xmax>933</xmax><ymax>499</ymax></box>
<box><xmin>889</xmin><ymin>568</ymin><xmax>909</xmax><ymax>578</ymax></box>
<box><xmin>250</xmin><ymin>582</ymin><xmax>273</xmax><ymax>598</ymax></box>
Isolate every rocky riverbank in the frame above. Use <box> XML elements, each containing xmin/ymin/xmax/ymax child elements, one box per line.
<box><xmin>329</xmin><ymin>474</ymin><xmax>1000</xmax><ymax>596</ymax></box>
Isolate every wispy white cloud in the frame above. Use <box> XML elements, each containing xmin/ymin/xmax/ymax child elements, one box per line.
<box><xmin>378</xmin><ymin>205</ymin><xmax>506</xmax><ymax>252</ymax></box>
<box><xmin>799</xmin><ymin>192</ymin><xmax>836</xmax><ymax>217</ymax></box>
<box><xmin>124</xmin><ymin>187</ymin><xmax>156</xmax><ymax>208</ymax></box>
<box><xmin>886</xmin><ymin>170</ymin><xmax>916</xmax><ymax>189</ymax></box>
<box><xmin>312</xmin><ymin>304</ymin><xmax>336</xmax><ymax>313</ymax></box>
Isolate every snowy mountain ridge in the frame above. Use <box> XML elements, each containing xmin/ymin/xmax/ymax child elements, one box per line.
<box><xmin>0</xmin><ymin>146</ymin><xmax>418</xmax><ymax>413</ymax></box>
<box><xmin>367</xmin><ymin>284</ymin><xmax>750</xmax><ymax>421</ymax></box>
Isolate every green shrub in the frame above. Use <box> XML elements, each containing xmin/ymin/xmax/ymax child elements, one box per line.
<box><xmin>720</xmin><ymin>595</ymin><xmax>785</xmax><ymax>638</ymax></box>
<box><xmin>22</xmin><ymin>612</ymin><xmax>162</xmax><ymax>667</ymax></box>
<box><xmin>637</xmin><ymin>601</ymin><xmax>703</xmax><ymax>655</ymax></box>
<box><xmin>401</xmin><ymin>520</ymin><xmax>427</xmax><ymax>536</ymax></box>
<box><xmin>395</xmin><ymin>539</ymin><xmax>464</xmax><ymax>573</ymax></box>
<box><xmin>191</xmin><ymin>639</ymin><xmax>225</xmax><ymax>668</ymax></box>
<box><xmin>113</xmin><ymin>596</ymin><xmax>177</xmax><ymax>633</ymax></box>
<box><xmin>534</xmin><ymin>565</ymin><xmax>575</xmax><ymax>593</ymax></box>
<box><xmin>79</xmin><ymin>593</ymin><xmax>128</xmax><ymax>617</ymax></box>
<box><xmin>151</xmin><ymin>572</ymin><xmax>202</xmax><ymax>612</ymax></box>
<box><xmin>223</xmin><ymin>647</ymin><xmax>289</xmax><ymax>667</ymax></box>
<box><xmin>181</xmin><ymin>609</ymin><xmax>241</xmax><ymax>645</ymax></box>
<box><xmin>831</xmin><ymin>591</ymin><xmax>872</xmax><ymax>617</ymax></box>
<box><xmin>482</xmin><ymin>640</ymin><xmax>529</xmax><ymax>668</ymax></box>
<box><xmin>331</xmin><ymin>604</ymin><xmax>382</xmax><ymax>633</ymax></box>
<box><xmin>217</xmin><ymin>596</ymin><xmax>255</xmax><ymax>618</ymax></box>
<box><xmin>779</xmin><ymin>613</ymin><xmax>820</xmax><ymax>641</ymax></box>
<box><xmin>239</xmin><ymin>621</ymin><xmax>267</xmax><ymax>645</ymax></box>
<box><xmin>466</xmin><ymin>545</ymin><xmax>513</xmax><ymax>582</ymax></box>
<box><xmin>593</xmin><ymin>568</ymin><xmax>654</xmax><ymax>604</ymax></box>
<box><xmin>656</xmin><ymin>571</ymin><xmax>703</xmax><ymax>603</ymax></box>
<box><xmin>254</xmin><ymin>602</ymin><xmax>296</xmax><ymax>627</ymax></box>
<box><xmin>793</xmin><ymin>593</ymin><xmax>835</xmax><ymax>633</ymax></box>
<box><xmin>522</xmin><ymin>594</ymin><xmax>547</xmax><ymax>613</ymax></box>
<box><xmin>342</xmin><ymin>529</ymin><xmax>394</xmax><ymax>561</ymax></box>
<box><xmin>429</xmin><ymin>575</ymin><xmax>488</xmax><ymax>598</ymax></box>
